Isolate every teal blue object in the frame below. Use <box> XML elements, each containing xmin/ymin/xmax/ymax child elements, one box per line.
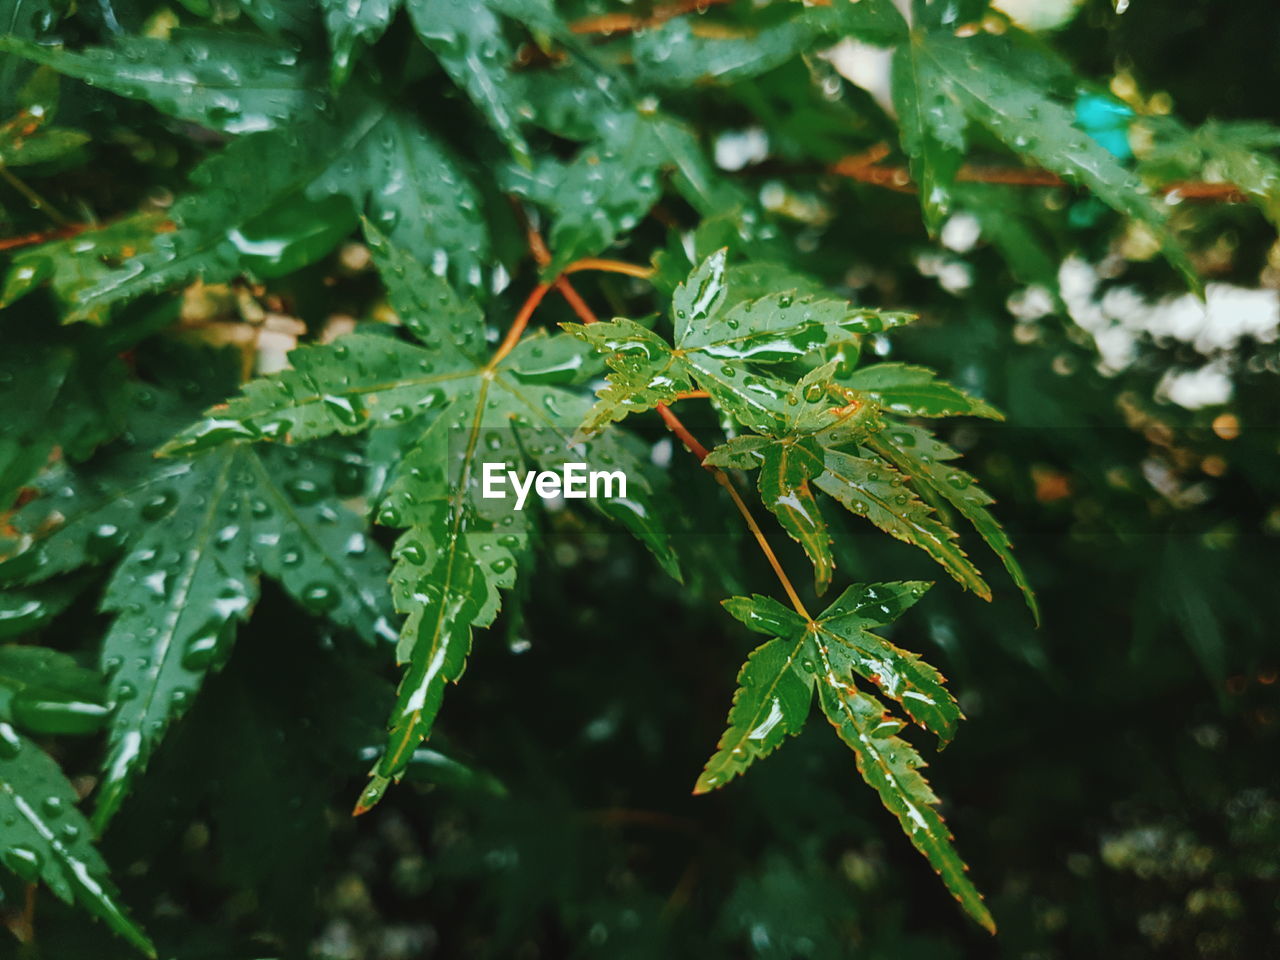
<box><xmin>1074</xmin><ymin>93</ymin><xmax>1135</xmax><ymax>160</ymax></box>
<box><xmin>1068</xmin><ymin>196</ymin><xmax>1108</xmax><ymax>228</ymax></box>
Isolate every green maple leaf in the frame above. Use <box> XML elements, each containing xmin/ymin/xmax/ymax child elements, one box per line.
<box><xmin>1</xmin><ymin>91</ymin><xmax>489</xmax><ymax>323</ymax></box>
<box><xmin>869</xmin><ymin>422</ymin><xmax>1038</xmax><ymax>622</ymax></box>
<box><xmin>0</xmin><ymin>314</ymin><xmax>129</xmax><ymax>509</ymax></box>
<box><xmin>566</xmin><ymin>249</ymin><xmax>913</xmax><ymax>437</ymax></box>
<box><xmin>160</xmin><ymin>226</ymin><xmax>679</xmax><ymax>808</ymax></box>
<box><xmin>631</xmin><ymin>9</ymin><xmax>826</xmax><ymax>89</ymax></box>
<box><xmin>406</xmin><ymin>0</ymin><xmax>544</xmax><ymax>165</ymax></box>
<box><xmin>0</xmin><ymin>722</ymin><xmax>155</xmax><ymax>954</ymax></box>
<box><xmin>0</xmin><ymin>645</ymin><xmax>108</xmax><ymax>736</ymax></box>
<box><xmin>0</xmin><ymin>381</ymin><xmax>395</xmax><ymax>828</ymax></box>
<box><xmin>696</xmin><ymin>581</ymin><xmax>990</xmax><ymax>932</ymax></box>
<box><xmin>705</xmin><ymin>361</ymin><xmax>989</xmax><ymax>599</ymax></box>
<box><xmin>319</xmin><ymin>0</ymin><xmax>397</xmax><ymax>86</ymax></box>
<box><xmin>0</xmin><ymin>32</ymin><xmax>323</xmax><ymax>133</ymax></box>
<box><xmin>894</xmin><ymin>27</ymin><xmax>1199</xmax><ymax>288</ymax></box>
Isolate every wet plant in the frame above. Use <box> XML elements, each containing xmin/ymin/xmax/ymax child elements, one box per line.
<box><xmin>0</xmin><ymin>0</ymin><xmax>1277</xmax><ymax>956</ymax></box>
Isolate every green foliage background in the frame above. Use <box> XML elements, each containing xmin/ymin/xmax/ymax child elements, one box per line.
<box><xmin>0</xmin><ymin>0</ymin><xmax>1278</xmax><ymax>957</ymax></box>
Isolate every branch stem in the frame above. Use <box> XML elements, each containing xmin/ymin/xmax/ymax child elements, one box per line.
<box><xmin>831</xmin><ymin>147</ymin><xmax>1248</xmax><ymax>201</ymax></box>
<box><xmin>564</xmin><ymin>258</ymin><xmax>655</xmax><ymax>279</ymax></box>
<box><xmin>514</xmin><ymin>212</ymin><xmax>812</xmax><ymax>621</ymax></box>
<box><xmin>0</xmin><ymin>166</ymin><xmax>71</xmax><ymax>226</ymax></box>
<box><xmin>487</xmin><ymin>281</ymin><xmax>551</xmax><ymax>369</ymax></box>
<box><xmin>570</xmin><ymin>0</ymin><xmax>732</xmax><ymax>35</ymax></box>
<box><xmin>553</xmin><ymin>276</ymin><xmax>598</xmax><ymax>325</ymax></box>
<box><xmin>655</xmin><ymin>403</ymin><xmax>811</xmax><ymax>619</ymax></box>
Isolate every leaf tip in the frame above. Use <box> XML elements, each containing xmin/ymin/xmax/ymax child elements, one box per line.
<box><xmin>353</xmin><ymin>773</ymin><xmax>391</xmax><ymax>816</ymax></box>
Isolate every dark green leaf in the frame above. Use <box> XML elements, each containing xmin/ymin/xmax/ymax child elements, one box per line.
<box><xmin>842</xmin><ymin>363</ymin><xmax>1004</xmax><ymax>419</ymax></box>
<box><xmin>0</xmin><ymin>32</ymin><xmax>324</xmax><ymax>133</ymax></box>
<box><xmin>0</xmin><ymin>645</ymin><xmax>108</xmax><ymax>735</ymax></box>
<box><xmin>319</xmin><ymin>0</ymin><xmax>397</xmax><ymax>86</ymax></box>
<box><xmin>815</xmin><ymin>677</ymin><xmax>994</xmax><ymax>932</ymax></box>
<box><xmin>406</xmin><ymin>0</ymin><xmax>534</xmax><ymax>163</ymax></box>
<box><xmin>870</xmin><ymin>424</ymin><xmax>1037</xmax><ymax>620</ymax></box>
<box><xmin>0</xmin><ymin>724</ymin><xmax>155</xmax><ymax>954</ymax></box>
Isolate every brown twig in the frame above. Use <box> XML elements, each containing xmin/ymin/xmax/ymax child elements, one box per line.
<box><xmin>830</xmin><ymin>145</ymin><xmax>1249</xmax><ymax>201</ymax></box>
<box><xmin>0</xmin><ymin>222</ymin><xmax>90</xmax><ymax>251</ymax></box>
<box><xmin>487</xmin><ymin>281</ymin><xmax>552</xmax><ymax>368</ymax></box>
<box><xmin>563</xmin><ymin>258</ymin><xmax>655</xmax><ymax>279</ymax></box>
<box><xmin>655</xmin><ymin>393</ymin><xmax>810</xmax><ymax>617</ymax></box>
<box><xmin>516</xmin><ymin>213</ymin><xmax>813</xmax><ymax>619</ymax></box>
<box><xmin>0</xmin><ymin>166</ymin><xmax>72</xmax><ymax>226</ymax></box>
<box><xmin>655</xmin><ymin>402</ymin><xmax>712</xmax><ymax>460</ymax></box>
<box><xmin>553</xmin><ymin>276</ymin><xmax>598</xmax><ymax>324</ymax></box>
<box><xmin>570</xmin><ymin>0</ymin><xmax>733</xmax><ymax>35</ymax></box>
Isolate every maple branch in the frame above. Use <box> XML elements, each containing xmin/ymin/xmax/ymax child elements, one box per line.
<box><xmin>553</xmin><ymin>276</ymin><xmax>597</xmax><ymax>325</ymax></box>
<box><xmin>830</xmin><ymin>146</ymin><xmax>1249</xmax><ymax>201</ymax></box>
<box><xmin>655</xmin><ymin>403</ymin><xmax>812</xmax><ymax>619</ymax></box>
<box><xmin>0</xmin><ymin>166</ymin><xmax>72</xmax><ymax>226</ymax></box>
<box><xmin>487</xmin><ymin>281</ymin><xmax>552</xmax><ymax>368</ymax></box>
<box><xmin>570</xmin><ymin>0</ymin><xmax>733</xmax><ymax>35</ymax></box>
<box><xmin>515</xmin><ymin>213</ymin><xmax>813</xmax><ymax>620</ymax></box>
<box><xmin>0</xmin><ymin>222</ymin><xmax>89</xmax><ymax>251</ymax></box>
<box><xmin>563</xmin><ymin>258</ymin><xmax>656</xmax><ymax>279</ymax></box>
<box><xmin>655</xmin><ymin>403</ymin><xmax>711</xmax><ymax>460</ymax></box>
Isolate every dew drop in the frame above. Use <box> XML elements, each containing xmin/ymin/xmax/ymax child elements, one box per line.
<box><xmin>396</xmin><ymin>540</ymin><xmax>427</xmax><ymax>565</ymax></box>
<box><xmin>300</xmin><ymin>582</ymin><xmax>339</xmax><ymax>612</ymax></box>
<box><xmin>1</xmin><ymin>845</ymin><xmax>42</xmax><ymax>882</ymax></box>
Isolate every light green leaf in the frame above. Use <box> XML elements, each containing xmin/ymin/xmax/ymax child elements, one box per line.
<box><xmin>694</xmin><ymin>633</ymin><xmax>815</xmax><ymax>794</ymax></box>
<box><xmin>373</xmin><ymin>389</ymin><xmax>512</xmax><ymax>784</ymax></box>
<box><xmin>568</xmin><ymin>252</ymin><xmax>914</xmax><ymax>437</ymax></box>
<box><xmin>755</xmin><ymin>435</ymin><xmax>834</xmax><ymax>594</ymax></box>
<box><xmin>814</xmin><ymin>581</ymin><xmax>959</xmax><ymax>743</ymax></box>
<box><xmin>842</xmin><ymin>363</ymin><xmax>1004</xmax><ymax>419</ymax></box>
<box><xmin>814</xmin><ymin>448</ymin><xmax>991</xmax><ymax>601</ymax></box>
<box><xmin>699</xmin><ymin>580</ymin><xmax>986</xmax><ymax>929</ymax></box>
<box><xmin>695</xmin><ymin>359</ymin><xmax>991</xmax><ymax>599</ymax></box>
<box><xmin>815</xmin><ymin>676</ymin><xmax>994</xmax><ymax>932</ymax></box>
<box><xmin>566</xmin><ymin>318</ymin><xmax>694</xmax><ymax>436</ymax></box>
<box><xmin>870</xmin><ymin>423</ymin><xmax>1038</xmax><ymax>621</ymax></box>
<box><xmin>722</xmin><ymin>593</ymin><xmax>808</xmax><ymax>638</ymax></box>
